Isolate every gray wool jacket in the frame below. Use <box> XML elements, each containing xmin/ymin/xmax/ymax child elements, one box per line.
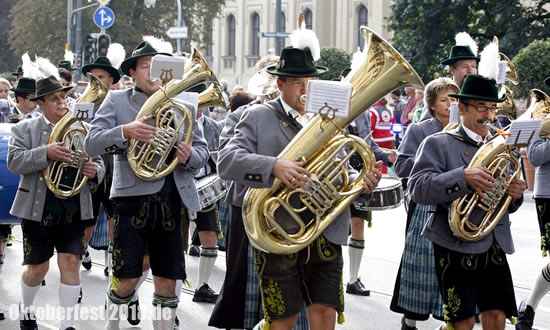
<box><xmin>527</xmin><ymin>137</ymin><xmax>550</xmax><ymax>198</ymax></box>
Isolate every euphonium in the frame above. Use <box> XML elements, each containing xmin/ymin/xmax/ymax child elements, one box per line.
<box><xmin>242</xmin><ymin>26</ymin><xmax>424</xmax><ymax>254</ymax></box>
<box><xmin>127</xmin><ymin>48</ymin><xmax>218</xmax><ymax>181</ymax></box>
<box><xmin>198</xmin><ymin>83</ymin><xmax>226</xmax><ymax>111</ymax></box>
<box><xmin>44</xmin><ymin>73</ymin><xmax>109</xmax><ymax>198</ymax></box>
<box><xmin>519</xmin><ymin>89</ymin><xmax>550</xmax><ymax>137</ymax></box>
<box><xmin>448</xmin><ymin>121</ymin><xmax>521</xmax><ymax>241</ymax></box>
<box><xmin>496</xmin><ymin>52</ymin><xmax>519</xmax><ymax>120</ymax></box>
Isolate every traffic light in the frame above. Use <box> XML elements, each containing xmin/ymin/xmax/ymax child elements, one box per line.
<box><xmin>97</xmin><ymin>34</ymin><xmax>111</xmax><ymax>57</ymax></box>
<box><xmin>84</xmin><ymin>34</ymin><xmax>97</xmax><ymax>64</ymax></box>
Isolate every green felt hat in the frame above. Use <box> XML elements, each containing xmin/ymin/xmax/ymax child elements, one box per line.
<box><xmin>10</xmin><ymin>78</ymin><xmax>36</xmax><ymax>95</ymax></box>
<box><xmin>441</xmin><ymin>45</ymin><xmax>480</xmax><ymax>66</ymax></box>
<box><xmin>448</xmin><ymin>74</ymin><xmax>506</xmax><ymax>103</ymax></box>
<box><xmin>58</xmin><ymin>60</ymin><xmax>77</xmax><ymax>71</ymax></box>
<box><xmin>120</xmin><ymin>41</ymin><xmax>172</xmax><ymax>76</ymax></box>
<box><xmin>266</xmin><ymin>47</ymin><xmax>328</xmax><ymax>77</ymax></box>
<box><xmin>82</xmin><ymin>56</ymin><xmax>121</xmax><ymax>83</ymax></box>
<box><xmin>30</xmin><ymin>76</ymin><xmax>73</xmax><ymax>101</ymax></box>
<box><xmin>11</xmin><ymin>65</ymin><xmax>23</xmax><ymax>76</ymax></box>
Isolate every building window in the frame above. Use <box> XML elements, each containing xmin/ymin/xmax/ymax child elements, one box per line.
<box><xmin>227</xmin><ymin>14</ymin><xmax>236</xmax><ymax>56</ymax></box>
<box><xmin>206</xmin><ymin>20</ymin><xmax>213</xmax><ymax>57</ymax></box>
<box><xmin>358</xmin><ymin>5</ymin><xmax>368</xmax><ymax>49</ymax></box>
<box><xmin>304</xmin><ymin>8</ymin><xmax>312</xmax><ymax>29</ymax></box>
<box><xmin>251</xmin><ymin>13</ymin><xmax>260</xmax><ymax>56</ymax></box>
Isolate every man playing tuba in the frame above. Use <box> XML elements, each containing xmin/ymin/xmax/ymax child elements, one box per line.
<box><xmin>407</xmin><ymin>42</ymin><xmax>527</xmax><ymax>330</ymax></box>
<box><xmin>84</xmin><ymin>38</ymin><xmax>209</xmax><ymax>330</ymax></box>
<box><xmin>8</xmin><ymin>74</ymin><xmax>105</xmax><ymax>330</ymax></box>
<box><xmin>216</xmin><ymin>23</ymin><xmax>382</xmax><ymax>329</ymax></box>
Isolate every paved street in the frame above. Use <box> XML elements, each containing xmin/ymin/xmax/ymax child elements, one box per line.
<box><xmin>0</xmin><ymin>191</ymin><xmax>549</xmax><ymax>329</ymax></box>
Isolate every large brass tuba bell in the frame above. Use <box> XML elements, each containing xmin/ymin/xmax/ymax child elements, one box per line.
<box><xmin>44</xmin><ymin>73</ymin><xmax>109</xmax><ymax>198</ymax></box>
<box><xmin>242</xmin><ymin>26</ymin><xmax>424</xmax><ymax>254</ymax></box>
<box><xmin>127</xmin><ymin>48</ymin><xmax>219</xmax><ymax>181</ymax></box>
<box><xmin>521</xmin><ymin>88</ymin><xmax>550</xmax><ymax>136</ymax></box>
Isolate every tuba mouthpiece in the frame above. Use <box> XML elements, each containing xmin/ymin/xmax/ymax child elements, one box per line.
<box><xmin>299</xmin><ymin>94</ymin><xmax>307</xmax><ymax>104</ymax></box>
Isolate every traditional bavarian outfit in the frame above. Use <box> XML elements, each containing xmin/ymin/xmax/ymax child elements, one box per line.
<box><xmin>516</xmin><ymin>76</ymin><xmax>550</xmax><ymax>330</ymax></box>
<box><xmin>8</xmin><ymin>75</ymin><xmax>105</xmax><ymax>330</ymax></box>
<box><xmin>84</xmin><ymin>40</ymin><xmax>209</xmax><ymax>330</ymax></box>
<box><xmin>409</xmin><ymin>74</ymin><xmax>523</xmax><ymax>328</ymax></box>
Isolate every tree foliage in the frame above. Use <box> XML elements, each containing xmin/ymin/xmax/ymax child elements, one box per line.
<box><xmin>3</xmin><ymin>0</ymin><xmax>224</xmax><ymax>73</ymax></box>
<box><xmin>387</xmin><ymin>0</ymin><xmax>550</xmax><ymax>83</ymax></box>
<box><xmin>512</xmin><ymin>39</ymin><xmax>550</xmax><ymax>99</ymax></box>
<box><xmin>317</xmin><ymin>47</ymin><xmax>352</xmax><ymax>81</ymax></box>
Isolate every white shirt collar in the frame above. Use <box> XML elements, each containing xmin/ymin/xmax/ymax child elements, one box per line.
<box><xmin>279</xmin><ymin>97</ymin><xmax>313</xmax><ymax>126</ymax></box>
<box><xmin>462</xmin><ymin>124</ymin><xmax>489</xmax><ymax>144</ymax></box>
<box><xmin>43</xmin><ymin>114</ymin><xmax>55</xmax><ymax>128</ymax></box>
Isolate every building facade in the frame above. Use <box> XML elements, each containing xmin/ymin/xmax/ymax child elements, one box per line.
<box><xmin>205</xmin><ymin>0</ymin><xmax>392</xmax><ymax>89</ymax></box>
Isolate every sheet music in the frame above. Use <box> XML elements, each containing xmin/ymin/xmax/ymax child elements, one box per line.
<box><xmin>497</xmin><ymin>60</ymin><xmax>507</xmax><ymax>84</ymax></box>
<box><xmin>150</xmin><ymin>55</ymin><xmax>187</xmax><ymax>81</ymax></box>
<box><xmin>72</xmin><ymin>102</ymin><xmax>94</xmax><ymax>121</ymax></box>
<box><xmin>449</xmin><ymin>102</ymin><xmax>459</xmax><ymax>124</ymax></box>
<box><xmin>505</xmin><ymin>119</ymin><xmax>543</xmax><ymax>145</ymax></box>
<box><xmin>305</xmin><ymin>80</ymin><xmax>352</xmax><ymax>118</ymax></box>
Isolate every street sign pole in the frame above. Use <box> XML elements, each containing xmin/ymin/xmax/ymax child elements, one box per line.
<box><xmin>75</xmin><ymin>0</ymin><xmax>83</xmax><ymax>82</ymax></box>
<box><xmin>275</xmin><ymin>0</ymin><xmax>282</xmax><ymax>55</ymax></box>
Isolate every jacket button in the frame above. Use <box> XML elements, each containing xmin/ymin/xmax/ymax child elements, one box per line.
<box><xmin>187</xmin><ymin>184</ymin><xmax>192</xmax><ymax>188</ymax></box>
<box><xmin>35</xmin><ymin>200</ymin><xmax>39</xmax><ymax>205</ymax></box>
<box><xmin>37</xmin><ymin>189</ymin><xmax>41</xmax><ymax>193</ymax></box>
<box><xmin>39</xmin><ymin>177</ymin><xmax>43</xmax><ymax>181</ymax></box>
<box><xmin>33</xmin><ymin>212</ymin><xmax>37</xmax><ymax>216</ymax></box>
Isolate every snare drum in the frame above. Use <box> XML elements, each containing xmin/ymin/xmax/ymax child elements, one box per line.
<box><xmin>0</xmin><ymin>123</ymin><xmax>20</xmax><ymax>224</ymax></box>
<box><xmin>196</xmin><ymin>174</ymin><xmax>227</xmax><ymax>210</ymax></box>
<box><xmin>353</xmin><ymin>176</ymin><xmax>403</xmax><ymax>211</ymax></box>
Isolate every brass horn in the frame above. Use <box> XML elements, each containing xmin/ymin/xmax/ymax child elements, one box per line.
<box><xmin>127</xmin><ymin>48</ymin><xmax>218</xmax><ymax>181</ymax></box>
<box><xmin>242</xmin><ymin>26</ymin><xmax>424</xmax><ymax>254</ymax></box>
<box><xmin>520</xmin><ymin>88</ymin><xmax>550</xmax><ymax>137</ymax></box>
<box><xmin>44</xmin><ymin>73</ymin><xmax>109</xmax><ymax>198</ymax></box>
<box><xmin>198</xmin><ymin>83</ymin><xmax>226</xmax><ymax>111</ymax></box>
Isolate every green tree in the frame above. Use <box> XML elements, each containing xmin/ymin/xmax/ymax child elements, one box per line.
<box><xmin>512</xmin><ymin>39</ymin><xmax>550</xmax><ymax>99</ymax></box>
<box><xmin>387</xmin><ymin>0</ymin><xmax>550</xmax><ymax>83</ymax></box>
<box><xmin>0</xmin><ymin>0</ymin><xmax>19</xmax><ymax>73</ymax></box>
<box><xmin>7</xmin><ymin>0</ymin><xmax>224</xmax><ymax>71</ymax></box>
<box><xmin>317</xmin><ymin>47</ymin><xmax>352</xmax><ymax>81</ymax></box>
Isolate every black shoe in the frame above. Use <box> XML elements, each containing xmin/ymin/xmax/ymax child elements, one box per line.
<box><xmin>516</xmin><ymin>299</ymin><xmax>535</xmax><ymax>330</ymax></box>
<box><xmin>127</xmin><ymin>299</ymin><xmax>141</xmax><ymax>326</ymax></box>
<box><xmin>7</xmin><ymin>241</ymin><xmax>12</xmax><ymax>247</ymax></box>
<box><xmin>0</xmin><ymin>255</ymin><xmax>4</xmax><ymax>265</ymax></box>
<box><xmin>78</xmin><ymin>287</ymin><xmax>82</xmax><ymax>304</ymax></box>
<box><xmin>346</xmin><ymin>278</ymin><xmax>370</xmax><ymax>296</ymax></box>
<box><xmin>20</xmin><ymin>311</ymin><xmax>37</xmax><ymax>330</ymax></box>
<box><xmin>63</xmin><ymin>327</ymin><xmax>76</xmax><ymax>330</ymax></box>
<box><xmin>400</xmin><ymin>316</ymin><xmax>417</xmax><ymax>330</ymax></box>
<box><xmin>41</xmin><ymin>279</ymin><xmax>46</xmax><ymax>286</ymax></box>
<box><xmin>82</xmin><ymin>251</ymin><xmax>92</xmax><ymax>270</ymax></box>
<box><xmin>188</xmin><ymin>245</ymin><xmax>200</xmax><ymax>257</ymax></box>
<box><xmin>103</xmin><ymin>266</ymin><xmax>109</xmax><ymax>277</ymax></box>
<box><xmin>193</xmin><ymin>284</ymin><xmax>218</xmax><ymax>303</ymax></box>
<box><xmin>174</xmin><ymin>315</ymin><xmax>180</xmax><ymax>330</ymax></box>
<box><xmin>0</xmin><ymin>309</ymin><xmax>4</xmax><ymax>320</ymax></box>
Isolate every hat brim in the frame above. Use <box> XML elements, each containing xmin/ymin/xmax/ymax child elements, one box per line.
<box><xmin>441</xmin><ymin>56</ymin><xmax>480</xmax><ymax>66</ymax></box>
<box><xmin>11</xmin><ymin>72</ymin><xmax>23</xmax><ymax>76</ymax></box>
<box><xmin>30</xmin><ymin>85</ymin><xmax>73</xmax><ymax>101</ymax></box>
<box><xmin>120</xmin><ymin>52</ymin><xmax>172</xmax><ymax>76</ymax></box>
<box><xmin>82</xmin><ymin>64</ymin><xmax>121</xmax><ymax>84</ymax></box>
<box><xmin>448</xmin><ymin>93</ymin><xmax>506</xmax><ymax>103</ymax></box>
<box><xmin>10</xmin><ymin>87</ymin><xmax>35</xmax><ymax>94</ymax></box>
<box><xmin>265</xmin><ymin>65</ymin><xmax>329</xmax><ymax>77</ymax></box>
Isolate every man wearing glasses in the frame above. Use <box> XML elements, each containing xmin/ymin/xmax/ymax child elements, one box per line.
<box><xmin>407</xmin><ymin>73</ymin><xmax>526</xmax><ymax>330</ymax></box>
<box><xmin>9</xmin><ymin>78</ymin><xmax>39</xmax><ymax>122</ymax></box>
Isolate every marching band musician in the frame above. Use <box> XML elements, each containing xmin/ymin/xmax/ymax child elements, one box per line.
<box><xmin>186</xmin><ymin>84</ymin><xmax>223</xmax><ymax>304</ymax></box>
<box><xmin>9</xmin><ymin>78</ymin><xmax>39</xmax><ymax>122</ymax></box>
<box><xmin>408</xmin><ymin>62</ymin><xmax>526</xmax><ymax>330</ymax></box>
<box><xmin>84</xmin><ymin>39</ymin><xmax>208</xmax><ymax>330</ymax></box>
<box><xmin>515</xmin><ymin>77</ymin><xmax>550</xmax><ymax>330</ymax></box>
<box><xmin>216</xmin><ymin>23</ymin><xmax>382</xmax><ymax>329</ymax></box>
<box><xmin>390</xmin><ymin>78</ymin><xmax>459</xmax><ymax>329</ymax></box>
<box><xmin>79</xmin><ymin>47</ymin><xmax>124</xmax><ymax>275</ymax></box>
<box><xmin>8</xmin><ymin>73</ymin><xmax>105</xmax><ymax>330</ymax></box>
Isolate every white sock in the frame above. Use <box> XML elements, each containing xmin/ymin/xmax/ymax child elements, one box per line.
<box><xmin>526</xmin><ymin>264</ymin><xmax>550</xmax><ymax>309</ymax></box>
<box><xmin>58</xmin><ymin>283</ymin><xmax>80</xmax><ymax>329</ymax></box>
<box><xmin>21</xmin><ymin>277</ymin><xmax>41</xmax><ymax>311</ymax></box>
<box><xmin>404</xmin><ymin>318</ymin><xmax>416</xmax><ymax>327</ymax></box>
<box><xmin>348</xmin><ymin>238</ymin><xmax>364</xmax><ymax>284</ymax></box>
<box><xmin>197</xmin><ymin>247</ymin><xmax>217</xmax><ymax>287</ymax></box>
<box><xmin>131</xmin><ymin>269</ymin><xmax>149</xmax><ymax>302</ymax></box>
<box><xmin>175</xmin><ymin>280</ymin><xmax>183</xmax><ymax>298</ymax></box>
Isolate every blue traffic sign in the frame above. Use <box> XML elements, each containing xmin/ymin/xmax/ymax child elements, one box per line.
<box><xmin>93</xmin><ymin>7</ymin><xmax>115</xmax><ymax>29</ymax></box>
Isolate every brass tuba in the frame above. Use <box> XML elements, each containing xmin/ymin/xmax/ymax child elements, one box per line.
<box><xmin>496</xmin><ymin>52</ymin><xmax>519</xmax><ymax>120</ymax></box>
<box><xmin>448</xmin><ymin>121</ymin><xmax>522</xmax><ymax>241</ymax></box>
<box><xmin>242</xmin><ymin>26</ymin><xmax>424</xmax><ymax>254</ymax></box>
<box><xmin>44</xmin><ymin>73</ymin><xmax>109</xmax><ymax>198</ymax></box>
<box><xmin>127</xmin><ymin>48</ymin><xmax>219</xmax><ymax>181</ymax></box>
<box><xmin>521</xmin><ymin>88</ymin><xmax>550</xmax><ymax>136</ymax></box>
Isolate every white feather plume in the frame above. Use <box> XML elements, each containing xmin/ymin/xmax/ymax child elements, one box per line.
<box><xmin>478</xmin><ymin>41</ymin><xmax>499</xmax><ymax>81</ymax></box>
<box><xmin>289</xmin><ymin>21</ymin><xmax>321</xmax><ymax>61</ymax></box>
<box><xmin>64</xmin><ymin>50</ymin><xmax>75</xmax><ymax>65</ymax></box>
<box><xmin>107</xmin><ymin>43</ymin><xmax>126</xmax><ymax>69</ymax></box>
<box><xmin>22</xmin><ymin>54</ymin><xmax>59</xmax><ymax>80</ymax></box>
<box><xmin>143</xmin><ymin>35</ymin><xmax>173</xmax><ymax>55</ymax></box>
<box><xmin>455</xmin><ymin>32</ymin><xmax>478</xmax><ymax>56</ymax></box>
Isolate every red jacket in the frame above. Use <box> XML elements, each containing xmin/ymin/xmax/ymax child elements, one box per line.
<box><xmin>369</xmin><ymin>101</ymin><xmax>395</xmax><ymax>143</ymax></box>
